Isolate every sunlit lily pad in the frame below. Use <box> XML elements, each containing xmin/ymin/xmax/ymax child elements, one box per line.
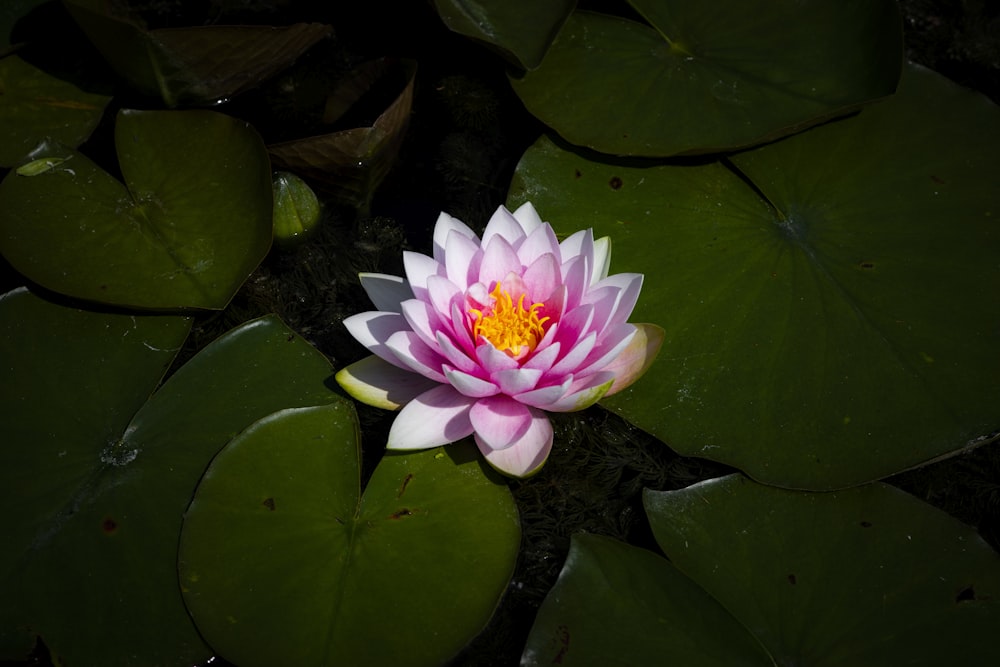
<box><xmin>0</xmin><ymin>294</ymin><xmax>342</xmax><ymax>665</ymax></box>
<box><xmin>0</xmin><ymin>109</ymin><xmax>272</xmax><ymax>310</ymax></box>
<box><xmin>63</xmin><ymin>0</ymin><xmax>330</xmax><ymax>106</ymax></box>
<box><xmin>508</xmin><ymin>62</ymin><xmax>1000</xmax><ymax>490</ymax></box>
<box><xmin>430</xmin><ymin>0</ymin><xmax>573</xmax><ymax>70</ymax></box>
<box><xmin>525</xmin><ymin>474</ymin><xmax>1000</xmax><ymax>665</ymax></box>
<box><xmin>511</xmin><ymin>0</ymin><xmax>902</xmax><ymax>156</ymax></box>
<box><xmin>179</xmin><ymin>408</ymin><xmax>520</xmax><ymax>667</ymax></box>
<box><xmin>0</xmin><ymin>54</ymin><xmax>111</xmax><ymax>167</ymax></box>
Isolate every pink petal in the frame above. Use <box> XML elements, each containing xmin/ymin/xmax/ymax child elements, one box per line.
<box><xmin>478</xmin><ymin>410</ymin><xmax>553</xmax><ymax>478</ymax></box>
<box><xmin>358</xmin><ymin>273</ymin><xmax>412</xmax><ymax>313</ymax></box>
<box><xmin>536</xmin><ymin>371</ymin><xmax>615</xmax><ymax>412</ymax></box>
<box><xmin>560</xmin><ymin>253</ymin><xmax>590</xmax><ymax>312</ymax></box>
<box><xmin>560</xmin><ymin>229</ymin><xmax>595</xmax><ymax>285</ymax></box>
<box><xmin>551</xmin><ymin>303</ymin><xmax>595</xmax><ymax>351</ymax></box>
<box><xmin>575</xmin><ymin>323</ymin><xmax>638</xmax><ymax>378</ymax></box>
<box><xmin>385</xmin><ymin>330</ymin><xmax>447</xmax><ymax>383</ymax></box>
<box><xmin>388</xmin><ymin>385</ymin><xmax>475</xmax><ymax>450</ymax></box>
<box><xmin>523</xmin><ymin>341</ymin><xmax>561</xmax><ymax>373</ymax></box>
<box><xmin>478</xmin><ymin>234</ymin><xmax>522</xmax><ymax>286</ymax></box>
<box><xmin>433</xmin><ymin>211</ymin><xmax>478</xmax><ymax>263</ymax></box>
<box><xmin>469</xmin><ymin>395</ymin><xmax>532</xmax><ymax>451</ymax></box>
<box><xmin>521</xmin><ymin>253</ymin><xmax>561</xmax><ymax>304</ymax></box>
<box><xmin>511</xmin><ymin>201</ymin><xmax>545</xmax><ymax>237</ymax></box>
<box><xmin>403</xmin><ymin>251</ymin><xmax>444</xmax><ymax>301</ymax></box>
<box><xmin>445</xmin><ymin>367</ymin><xmax>501</xmax><ymax>398</ymax></box>
<box><xmin>493</xmin><ymin>367</ymin><xmax>543</xmax><ymax>395</ymax></box>
<box><xmin>602</xmin><ymin>323</ymin><xmax>665</xmax><ymax>397</ymax></box>
<box><xmin>476</xmin><ymin>340</ymin><xmax>519</xmax><ymax>373</ymax></box>
<box><xmin>482</xmin><ymin>205</ymin><xmax>527</xmax><ymax>249</ymax></box>
<box><xmin>590</xmin><ymin>273</ymin><xmax>643</xmax><ymax>335</ymax></box>
<box><xmin>445</xmin><ymin>229</ymin><xmax>483</xmax><ymax>290</ymax></box>
<box><xmin>435</xmin><ymin>330</ymin><xmax>481</xmax><ymax>374</ymax></box>
<box><xmin>343</xmin><ymin>311</ymin><xmax>411</xmax><ymax>370</ymax></box>
<box><xmin>400</xmin><ymin>298</ymin><xmax>445</xmax><ymax>353</ymax></box>
<box><xmin>335</xmin><ymin>355</ymin><xmax>438</xmax><ymax>410</ymax></box>
<box><xmin>513</xmin><ymin>375</ymin><xmax>572</xmax><ymax>409</ymax></box>
<box><xmin>516</xmin><ymin>222</ymin><xmax>561</xmax><ymax>268</ymax></box>
<box><xmin>426</xmin><ymin>275</ymin><xmax>463</xmax><ymax>324</ymax></box>
<box><xmin>548</xmin><ymin>331</ymin><xmax>597</xmax><ymax>378</ymax></box>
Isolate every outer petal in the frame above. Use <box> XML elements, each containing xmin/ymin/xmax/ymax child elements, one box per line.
<box><xmin>536</xmin><ymin>371</ymin><xmax>615</xmax><ymax>412</ymax></box>
<box><xmin>358</xmin><ymin>273</ymin><xmax>411</xmax><ymax>313</ymax></box>
<box><xmin>601</xmin><ymin>323</ymin><xmax>665</xmax><ymax>396</ymax></box>
<box><xmin>445</xmin><ymin>229</ymin><xmax>483</xmax><ymax>290</ymax></box>
<box><xmin>511</xmin><ymin>201</ymin><xmax>544</xmax><ymax>237</ymax></box>
<box><xmin>592</xmin><ymin>236</ymin><xmax>611</xmax><ymax>285</ymax></box>
<box><xmin>403</xmin><ymin>251</ymin><xmax>444</xmax><ymax>300</ymax></box>
<box><xmin>482</xmin><ymin>205</ymin><xmax>527</xmax><ymax>249</ymax></box>
<box><xmin>343</xmin><ymin>311</ymin><xmax>411</xmax><ymax>370</ymax></box>
<box><xmin>387</xmin><ymin>384</ymin><xmax>475</xmax><ymax>450</ymax></box>
<box><xmin>335</xmin><ymin>355</ymin><xmax>438</xmax><ymax>410</ymax></box>
<box><xmin>470</xmin><ymin>395</ymin><xmax>533</xmax><ymax>451</ymax></box>
<box><xmin>515</xmin><ymin>218</ymin><xmax>560</xmax><ymax>267</ymax></box>
<box><xmin>433</xmin><ymin>211</ymin><xmax>478</xmax><ymax>263</ymax></box>
<box><xmin>477</xmin><ymin>410</ymin><xmax>553</xmax><ymax>478</ymax></box>
<box><xmin>385</xmin><ymin>330</ymin><xmax>447</xmax><ymax>383</ymax></box>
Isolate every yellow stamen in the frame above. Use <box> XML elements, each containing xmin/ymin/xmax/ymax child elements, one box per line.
<box><xmin>469</xmin><ymin>282</ymin><xmax>550</xmax><ymax>357</ymax></box>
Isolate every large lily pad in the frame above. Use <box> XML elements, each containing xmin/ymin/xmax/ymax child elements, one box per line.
<box><xmin>430</xmin><ymin>0</ymin><xmax>573</xmax><ymax>70</ymax></box>
<box><xmin>0</xmin><ymin>55</ymin><xmax>111</xmax><ymax>167</ymax></box>
<box><xmin>0</xmin><ymin>292</ymin><xmax>343</xmax><ymax>666</ymax></box>
<box><xmin>507</xmin><ymin>62</ymin><xmax>1000</xmax><ymax>490</ymax></box>
<box><xmin>525</xmin><ymin>474</ymin><xmax>1000</xmax><ymax>664</ymax></box>
<box><xmin>179</xmin><ymin>407</ymin><xmax>520</xmax><ymax>667</ymax></box>
<box><xmin>522</xmin><ymin>533</ymin><xmax>771</xmax><ymax>666</ymax></box>
<box><xmin>511</xmin><ymin>0</ymin><xmax>902</xmax><ymax>156</ymax></box>
<box><xmin>0</xmin><ymin>109</ymin><xmax>272</xmax><ymax>310</ymax></box>
<box><xmin>644</xmin><ymin>474</ymin><xmax>1000</xmax><ymax>665</ymax></box>
<box><xmin>63</xmin><ymin>0</ymin><xmax>331</xmax><ymax>107</ymax></box>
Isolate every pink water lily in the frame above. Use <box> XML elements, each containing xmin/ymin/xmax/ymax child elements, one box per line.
<box><xmin>336</xmin><ymin>202</ymin><xmax>663</xmax><ymax>478</ymax></box>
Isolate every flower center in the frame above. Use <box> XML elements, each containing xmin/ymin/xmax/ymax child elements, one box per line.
<box><xmin>469</xmin><ymin>282</ymin><xmax>550</xmax><ymax>357</ymax></box>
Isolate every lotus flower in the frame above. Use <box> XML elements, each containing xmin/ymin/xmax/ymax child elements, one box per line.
<box><xmin>336</xmin><ymin>202</ymin><xmax>663</xmax><ymax>477</ymax></box>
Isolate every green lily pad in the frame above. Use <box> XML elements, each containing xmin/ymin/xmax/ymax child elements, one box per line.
<box><xmin>63</xmin><ymin>0</ymin><xmax>331</xmax><ymax>107</ymax></box>
<box><xmin>643</xmin><ymin>474</ymin><xmax>1000</xmax><ymax>664</ymax></box>
<box><xmin>522</xmin><ymin>533</ymin><xmax>772</xmax><ymax>666</ymax></box>
<box><xmin>179</xmin><ymin>408</ymin><xmax>520</xmax><ymax>667</ymax></box>
<box><xmin>510</xmin><ymin>0</ymin><xmax>902</xmax><ymax>156</ymax></box>
<box><xmin>430</xmin><ymin>0</ymin><xmax>573</xmax><ymax>70</ymax></box>
<box><xmin>526</xmin><ymin>474</ymin><xmax>1000</xmax><ymax>664</ymax></box>
<box><xmin>0</xmin><ymin>109</ymin><xmax>272</xmax><ymax>310</ymax></box>
<box><xmin>507</xmin><ymin>62</ymin><xmax>1000</xmax><ymax>490</ymax></box>
<box><xmin>272</xmin><ymin>171</ymin><xmax>322</xmax><ymax>247</ymax></box>
<box><xmin>0</xmin><ymin>55</ymin><xmax>111</xmax><ymax>167</ymax></box>
<box><xmin>0</xmin><ymin>291</ymin><xmax>343</xmax><ymax>666</ymax></box>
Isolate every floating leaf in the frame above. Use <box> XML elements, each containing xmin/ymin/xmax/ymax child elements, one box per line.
<box><xmin>522</xmin><ymin>533</ymin><xmax>771</xmax><ymax>666</ymax></box>
<box><xmin>0</xmin><ymin>55</ymin><xmax>111</xmax><ymax>167</ymax></box>
<box><xmin>0</xmin><ymin>296</ymin><xmax>342</xmax><ymax>666</ymax></box>
<box><xmin>508</xmin><ymin>62</ymin><xmax>1000</xmax><ymax>490</ymax></box>
<box><xmin>0</xmin><ymin>109</ymin><xmax>272</xmax><ymax>310</ymax></box>
<box><xmin>511</xmin><ymin>0</ymin><xmax>902</xmax><ymax>156</ymax></box>
<box><xmin>430</xmin><ymin>0</ymin><xmax>573</xmax><ymax>70</ymax></box>
<box><xmin>180</xmin><ymin>408</ymin><xmax>520</xmax><ymax>667</ymax></box>
<box><xmin>63</xmin><ymin>0</ymin><xmax>331</xmax><ymax>106</ymax></box>
<box><xmin>526</xmin><ymin>474</ymin><xmax>1000</xmax><ymax>665</ymax></box>
<box><xmin>644</xmin><ymin>474</ymin><xmax>1000</xmax><ymax>665</ymax></box>
<box><xmin>268</xmin><ymin>58</ymin><xmax>416</xmax><ymax>210</ymax></box>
